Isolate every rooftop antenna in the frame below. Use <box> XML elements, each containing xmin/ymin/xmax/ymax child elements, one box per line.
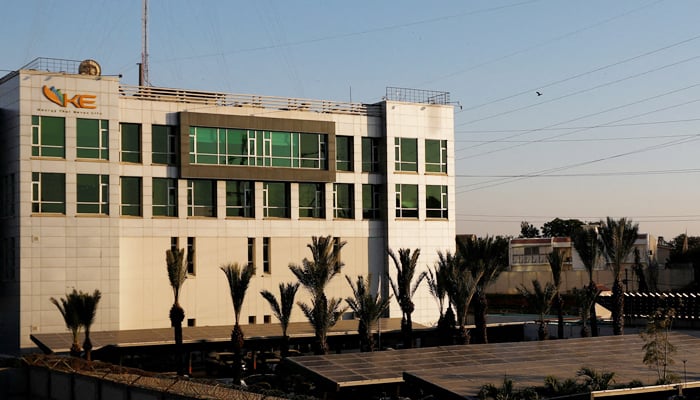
<box><xmin>139</xmin><ymin>0</ymin><xmax>149</xmax><ymax>86</ymax></box>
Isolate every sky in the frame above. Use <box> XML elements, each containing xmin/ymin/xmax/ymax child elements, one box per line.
<box><xmin>3</xmin><ymin>0</ymin><xmax>700</xmax><ymax>240</ymax></box>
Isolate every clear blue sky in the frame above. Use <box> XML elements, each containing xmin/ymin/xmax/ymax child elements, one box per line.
<box><xmin>3</xmin><ymin>0</ymin><xmax>700</xmax><ymax>240</ymax></box>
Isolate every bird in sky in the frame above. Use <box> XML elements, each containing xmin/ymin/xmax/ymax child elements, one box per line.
<box><xmin>536</xmin><ymin>91</ymin><xmax>542</xmax><ymax>96</ymax></box>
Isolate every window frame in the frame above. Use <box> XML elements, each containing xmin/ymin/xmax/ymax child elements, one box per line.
<box><xmin>335</xmin><ymin>136</ymin><xmax>353</xmax><ymax>171</ymax></box>
<box><xmin>395</xmin><ymin>184</ymin><xmax>418</xmax><ymax>219</ymax></box>
<box><xmin>225</xmin><ymin>180</ymin><xmax>254</xmax><ymax>218</ymax></box>
<box><xmin>76</xmin><ymin>174</ymin><xmax>109</xmax><ymax>215</ymax></box>
<box><xmin>32</xmin><ymin>115</ymin><xmax>65</xmax><ymax>158</ymax></box>
<box><xmin>77</xmin><ymin>118</ymin><xmax>109</xmax><ymax>160</ymax></box>
<box><xmin>425</xmin><ymin>185</ymin><xmax>448</xmax><ymax>219</ymax></box>
<box><xmin>31</xmin><ymin>172</ymin><xmax>66</xmax><ymax>214</ymax></box>
<box><xmin>120</xmin><ymin>176</ymin><xmax>142</xmax><ymax>216</ymax></box>
<box><xmin>152</xmin><ymin>125</ymin><xmax>178</xmax><ymax>165</ymax></box>
<box><xmin>394</xmin><ymin>137</ymin><xmax>418</xmax><ymax>172</ymax></box>
<box><xmin>425</xmin><ymin>139</ymin><xmax>447</xmax><ymax>174</ymax></box>
<box><xmin>262</xmin><ymin>182</ymin><xmax>290</xmax><ymax>218</ymax></box>
<box><xmin>152</xmin><ymin>178</ymin><xmax>178</xmax><ymax>217</ymax></box>
<box><xmin>362</xmin><ymin>184</ymin><xmax>381</xmax><ymax>220</ymax></box>
<box><xmin>187</xmin><ymin>180</ymin><xmax>216</xmax><ymax>217</ymax></box>
<box><xmin>299</xmin><ymin>183</ymin><xmax>325</xmax><ymax>219</ymax></box>
<box><xmin>333</xmin><ymin>183</ymin><xmax>354</xmax><ymax>219</ymax></box>
<box><xmin>120</xmin><ymin>123</ymin><xmax>142</xmax><ymax>163</ymax></box>
<box><xmin>361</xmin><ymin>137</ymin><xmax>380</xmax><ymax>173</ymax></box>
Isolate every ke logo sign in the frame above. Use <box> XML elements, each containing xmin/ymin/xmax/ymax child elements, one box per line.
<box><xmin>42</xmin><ymin>86</ymin><xmax>96</xmax><ymax>109</ymax></box>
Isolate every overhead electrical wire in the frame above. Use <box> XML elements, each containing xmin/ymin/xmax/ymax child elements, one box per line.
<box><xmin>457</xmin><ymin>117</ymin><xmax>700</xmax><ymax>135</ymax></box>
<box><xmin>456</xmin><ymin>168</ymin><xmax>700</xmax><ymax>178</ymax></box>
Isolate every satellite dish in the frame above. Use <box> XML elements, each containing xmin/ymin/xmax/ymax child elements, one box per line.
<box><xmin>78</xmin><ymin>59</ymin><xmax>101</xmax><ymax>76</ymax></box>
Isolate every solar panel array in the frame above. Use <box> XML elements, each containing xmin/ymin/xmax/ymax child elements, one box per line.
<box><xmin>288</xmin><ymin>332</ymin><xmax>700</xmax><ymax>398</ymax></box>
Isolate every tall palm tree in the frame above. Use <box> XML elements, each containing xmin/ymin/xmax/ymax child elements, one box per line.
<box><xmin>260</xmin><ymin>282</ymin><xmax>300</xmax><ymax>357</ymax></box>
<box><xmin>598</xmin><ymin>217</ymin><xmax>639</xmax><ymax>335</ymax></box>
<box><xmin>446</xmin><ymin>254</ymin><xmax>483</xmax><ymax>345</ymax></box>
<box><xmin>572</xmin><ymin>227</ymin><xmax>601</xmax><ymax>337</ymax></box>
<box><xmin>457</xmin><ymin>235</ymin><xmax>509</xmax><ymax>344</ymax></box>
<box><xmin>50</xmin><ymin>290</ymin><xmax>82</xmax><ymax>357</ymax></box>
<box><xmin>426</xmin><ymin>251</ymin><xmax>455</xmax><ymax>345</ymax></box>
<box><xmin>345</xmin><ymin>275</ymin><xmax>391</xmax><ymax>352</ymax></box>
<box><xmin>387</xmin><ymin>248</ymin><xmax>425</xmax><ymax>349</ymax></box>
<box><xmin>547</xmin><ymin>250</ymin><xmax>565</xmax><ymax>339</ymax></box>
<box><xmin>290</xmin><ymin>236</ymin><xmax>346</xmax><ymax>355</ymax></box>
<box><xmin>518</xmin><ymin>280</ymin><xmax>556</xmax><ymax>340</ymax></box>
<box><xmin>166</xmin><ymin>248</ymin><xmax>188</xmax><ymax>375</ymax></box>
<box><xmin>221</xmin><ymin>262</ymin><xmax>256</xmax><ymax>384</ymax></box>
<box><xmin>75</xmin><ymin>289</ymin><xmax>101</xmax><ymax>361</ymax></box>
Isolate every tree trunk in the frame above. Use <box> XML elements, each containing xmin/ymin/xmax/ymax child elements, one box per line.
<box><xmin>70</xmin><ymin>338</ymin><xmax>81</xmax><ymax>358</ymax></box>
<box><xmin>281</xmin><ymin>334</ymin><xmax>290</xmax><ymax>358</ymax></box>
<box><xmin>170</xmin><ymin>303</ymin><xmax>185</xmax><ymax>375</ymax></box>
<box><xmin>589</xmin><ymin>281</ymin><xmax>599</xmax><ymax>337</ymax></box>
<box><xmin>474</xmin><ymin>293</ymin><xmax>488</xmax><ymax>344</ymax></box>
<box><xmin>402</xmin><ymin>313</ymin><xmax>413</xmax><ymax>349</ymax></box>
<box><xmin>83</xmin><ymin>328</ymin><xmax>93</xmax><ymax>361</ymax></box>
<box><xmin>231</xmin><ymin>324</ymin><xmax>245</xmax><ymax>384</ymax></box>
<box><xmin>456</xmin><ymin>325</ymin><xmax>470</xmax><ymax>345</ymax></box>
<box><xmin>556</xmin><ymin>294</ymin><xmax>565</xmax><ymax>339</ymax></box>
<box><xmin>612</xmin><ymin>278</ymin><xmax>625</xmax><ymax>335</ymax></box>
<box><xmin>538</xmin><ymin>319</ymin><xmax>549</xmax><ymax>341</ymax></box>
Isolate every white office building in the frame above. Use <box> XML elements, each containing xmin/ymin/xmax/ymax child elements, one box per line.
<box><xmin>0</xmin><ymin>58</ymin><xmax>455</xmax><ymax>353</ymax></box>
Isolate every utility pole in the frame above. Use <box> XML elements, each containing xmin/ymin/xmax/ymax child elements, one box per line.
<box><xmin>139</xmin><ymin>0</ymin><xmax>149</xmax><ymax>86</ymax></box>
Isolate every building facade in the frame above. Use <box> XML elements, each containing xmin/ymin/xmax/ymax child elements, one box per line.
<box><xmin>0</xmin><ymin>58</ymin><xmax>455</xmax><ymax>353</ymax></box>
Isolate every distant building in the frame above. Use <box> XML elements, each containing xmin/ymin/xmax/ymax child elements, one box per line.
<box><xmin>0</xmin><ymin>58</ymin><xmax>456</xmax><ymax>353</ymax></box>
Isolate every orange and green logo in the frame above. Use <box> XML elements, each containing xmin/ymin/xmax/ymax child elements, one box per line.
<box><xmin>42</xmin><ymin>85</ymin><xmax>96</xmax><ymax>109</ymax></box>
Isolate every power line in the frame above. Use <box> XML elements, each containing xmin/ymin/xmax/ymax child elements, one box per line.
<box><xmin>456</xmin><ymin>84</ymin><xmax>700</xmax><ymax>159</ymax></box>
<box><xmin>456</xmin><ymin>134</ymin><xmax>700</xmax><ymax>193</ymax></box>
<box><xmin>457</xmin><ymin>53</ymin><xmax>700</xmax><ymax>127</ymax></box>
<box><xmin>456</xmin><ymin>134</ymin><xmax>697</xmax><ymax>144</ymax></box>
<box><xmin>456</xmin><ymin>118</ymin><xmax>700</xmax><ymax>135</ymax></box>
<box><xmin>456</xmin><ymin>168</ymin><xmax>700</xmax><ymax>178</ymax></box>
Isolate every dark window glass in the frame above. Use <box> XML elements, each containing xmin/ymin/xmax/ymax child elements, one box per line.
<box><xmin>362</xmin><ymin>184</ymin><xmax>381</xmax><ymax>220</ymax></box>
<box><xmin>152</xmin><ymin>125</ymin><xmax>177</xmax><ymax>165</ymax></box>
<box><xmin>226</xmin><ymin>181</ymin><xmax>254</xmax><ymax>217</ymax></box>
<box><xmin>263</xmin><ymin>182</ymin><xmax>289</xmax><ymax>218</ymax></box>
<box><xmin>77</xmin><ymin>174</ymin><xmax>109</xmax><ymax>214</ymax></box>
<box><xmin>120</xmin><ymin>123</ymin><xmax>141</xmax><ymax>163</ymax></box>
<box><xmin>394</xmin><ymin>138</ymin><xmax>417</xmax><ymax>172</ymax></box>
<box><xmin>299</xmin><ymin>183</ymin><xmax>325</xmax><ymax>218</ymax></box>
<box><xmin>334</xmin><ymin>183</ymin><xmax>354</xmax><ymax>219</ymax></box>
<box><xmin>153</xmin><ymin>178</ymin><xmax>178</xmax><ymax>217</ymax></box>
<box><xmin>426</xmin><ymin>185</ymin><xmax>448</xmax><ymax>219</ymax></box>
<box><xmin>425</xmin><ymin>139</ymin><xmax>447</xmax><ymax>173</ymax></box>
<box><xmin>336</xmin><ymin>136</ymin><xmax>353</xmax><ymax>171</ymax></box>
<box><xmin>31</xmin><ymin>172</ymin><xmax>65</xmax><ymax>213</ymax></box>
<box><xmin>395</xmin><ymin>184</ymin><xmax>418</xmax><ymax>218</ymax></box>
<box><xmin>361</xmin><ymin>137</ymin><xmax>379</xmax><ymax>172</ymax></box>
<box><xmin>187</xmin><ymin>180</ymin><xmax>216</xmax><ymax>217</ymax></box>
<box><xmin>263</xmin><ymin>237</ymin><xmax>271</xmax><ymax>273</ymax></box>
<box><xmin>32</xmin><ymin>116</ymin><xmax>65</xmax><ymax>157</ymax></box>
<box><xmin>121</xmin><ymin>176</ymin><xmax>142</xmax><ymax>216</ymax></box>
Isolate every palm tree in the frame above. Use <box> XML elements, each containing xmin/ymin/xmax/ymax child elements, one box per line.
<box><xmin>166</xmin><ymin>248</ymin><xmax>188</xmax><ymax>375</ymax></box>
<box><xmin>457</xmin><ymin>236</ymin><xmax>509</xmax><ymax>344</ymax></box>
<box><xmin>260</xmin><ymin>282</ymin><xmax>300</xmax><ymax>357</ymax></box>
<box><xmin>75</xmin><ymin>289</ymin><xmax>101</xmax><ymax>361</ymax></box>
<box><xmin>290</xmin><ymin>236</ymin><xmax>346</xmax><ymax>354</ymax></box>
<box><xmin>572</xmin><ymin>286</ymin><xmax>599</xmax><ymax>338</ymax></box>
<box><xmin>426</xmin><ymin>252</ymin><xmax>455</xmax><ymax>345</ymax></box>
<box><xmin>598</xmin><ymin>217</ymin><xmax>639</xmax><ymax>335</ymax></box>
<box><xmin>221</xmin><ymin>262</ymin><xmax>256</xmax><ymax>384</ymax></box>
<box><xmin>345</xmin><ymin>275</ymin><xmax>391</xmax><ymax>352</ymax></box>
<box><xmin>387</xmin><ymin>248</ymin><xmax>425</xmax><ymax>349</ymax></box>
<box><xmin>577</xmin><ymin>367</ymin><xmax>616</xmax><ymax>391</ymax></box>
<box><xmin>50</xmin><ymin>290</ymin><xmax>82</xmax><ymax>357</ymax></box>
<box><xmin>518</xmin><ymin>280</ymin><xmax>556</xmax><ymax>340</ymax></box>
<box><xmin>547</xmin><ymin>250</ymin><xmax>565</xmax><ymax>339</ymax></box>
<box><xmin>572</xmin><ymin>227</ymin><xmax>601</xmax><ymax>337</ymax></box>
<box><xmin>446</xmin><ymin>255</ymin><xmax>482</xmax><ymax>345</ymax></box>
<box><xmin>478</xmin><ymin>377</ymin><xmax>539</xmax><ymax>400</ymax></box>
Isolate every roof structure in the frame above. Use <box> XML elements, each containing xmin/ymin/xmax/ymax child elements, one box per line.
<box><xmin>287</xmin><ymin>331</ymin><xmax>700</xmax><ymax>397</ymax></box>
<box><xmin>30</xmin><ymin>318</ymin><xmax>421</xmax><ymax>354</ymax></box>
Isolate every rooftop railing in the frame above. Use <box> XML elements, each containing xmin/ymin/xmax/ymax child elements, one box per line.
<box><xmin>119</xmin><ymin>85</ymin><xmax>384</xmax><ymax>117</ymax></box>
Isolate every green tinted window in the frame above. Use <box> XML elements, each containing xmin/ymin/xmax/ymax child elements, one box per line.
<box><xmin>121</xmin><ymin>177</ymin><xmax>142</xmax><ymax>216</ymax></box>
<box><xmin>334</xmin><ymin>183</ymin><xmax>354</xmax><ymax>219</ymax></box>
<box><xmin>32</xmin><ymin>116</ymin><xmax>65</xmax><ymax>157</ymax></box>
<box><xmin>187</xmin><ymin>180</ymin><xmax>216</xmax><ymax>217</ymax></box>
<box><xmin>299</xmin><ymin>183</ymin><xmax>325</xmax><ymax>218</ymax></box>
<box><xmin>362</xmin><ymin>137</ymin><xmax>379</xmax><ymax>172</ymax></box>
<box><xmin>77</xmin><ymin>174</ymin><xmax>109</xmax><ymax>214</ymax></box>
<box><xmin>152</xmin><ymin>125</ymin><xmax>177</xmax><ymax>165</ymax></box>
<box><xmin>120</xmin><ymin>123</ymin><xmax>141</xmax><ymax>163</ymax></box>
<box><xmin>425</xmin><ymin>139</ymin><xmax>447</xmax><ymax>173</ymax></box>
<box><xmin>396</xmin><ymin>184</ymin><xmax>418</xmax><ymax>218</ymax></box>
<box><xmin>394</xmin><ymin>138</ymin><xmax>417</xmax><ymax>172</ymax></box>
<box><xmin>263</xmin><ymin>182</ymin><xmax>289</xmax><ymax>218</ymax></box>
<box><xmin>153</xmin><ymin>178</ymin><xmax>178</xmax><ymax>217</ymax></box>
<box><xmin>426</xmin><ymin>185</ymin><xmax>448</xmax><ymax>219</ymax></box>
<box><xmin>31</xmin><ymin>172</ymin><xmax>65</xmax><ymax>213</ymax></box>
<box><xmin>362</xmin><ymin>184</ymin><xmax>380</xmax><ymax>220</ymax></box>
<box><xmin>336</xmin><ymin>136</ymin><xmax>353</xmax><ymax>171</ymax></box>
<box><xmin>226</xmin><ymin>180</ymin><xmax>254</xmax><ymax>217</ymax></box>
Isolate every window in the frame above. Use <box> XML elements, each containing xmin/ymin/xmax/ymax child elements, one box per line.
<box><xmin>120</xmin><ymin>123</ymin><xmax>141</xmax><ymax>163</ymax></box>
<box><xmin>362</xmin><ymin>137</ymin><xmax>380</xmax><ymax>172</ymax></box>
<box><xmin>187</xmin><ymin>237</ymin><xmax>195</xmax><ymax>274</ymax></box>
<box><xmin>189</xmin><ymin>127</ymin><xmax>327</xmax><ymax>169</ymax></box>
<box><xmin>425</xmin><ymin>139</ymin><xmax>447</xmax><ymax>173</ymax></box>
<box><xmin>187</xmin><ymin>318</ymin><xmax>196</xmax><ymax>327</ymax></box>
<box><xmin>336</xmin><ymin>136</ymin><xmax>353</xmax><ymax>171</ymax></box>
<box><xmin>333</xmin><ymin>237</ymin><xmax>342</xmax><ymax>269</ymax></box>
<box><xmin>264</xmin><ymin>315</ymin><xmax>272</xmax><ymax>324</ymax></box>
<box><xmin>362</xmin><ymin>184</ymin><xmax>381</xmax><ymax>220</ymax></box>
<box><xmin>121</xmin><ymin>177</ymin><xmax>142</xmax><ymax>216</ymax></box>
<box><xmin>225</xmin><ymin>181</ymin><xmax>254</xmax><ymax>218</ymax></box>
<box><xmin>426</xmin><ymin>185</ymin><xmax>448</xmax><ymax>219</ymax></box>
<box><xmin>77</xmin><ymin>174</ymin><xmax>109</xmax><ymax>214</ymax></box>
<box><xmin>263</xmin><ymin>182</ymin><xmax>289</xmax><ymax>218</ymax></box>
<box><xmin>524</xmin><ymin>247</ymin><xmax>540</xmax><ymax>256</ymax></box>
<box><xmin>248</xmin><ymin>316</ymin><xmax>257</xmax><ymax>324</ymax></box>
<box><xmin>171</xmin><ymin>237</ymin><xmax>179</xmax><ymax>253</ymax></box>
<box><xmin>263</xmin><ymin>237</ymin><xmax>271</xmax><ymax>274</ymax></box>
<box><xmin>77</xmin><ymin>119</ymin><xmax>109</xmax><ymax>159</ymax></box>
<box><xmin>247</xmin><ymin>238</ymin><xmax>255</xmax><ymax>268</ymax></box>
<box><xmin>32</xmin><ymin>116</ymin><xmax>65</xmax><ymax>158</ymax></box>
<box><xmin>394</xmin><ymin>138</ymin><xmax>417</xmax><ymax>172</ymax></box>
<box><xmin>152</xmin><ymin>125</ymin><xmax>177</xmax><ymax>165</ymax></box>
<box><xmin>153</xmin><ymin>178</ymin><xmax>178</xmax><ymax>217</ymax></box>
<box><xmin>299</xmin><ymin>183</ymin><xmax>325</xmax><ymax>218</ymax></box>
<box><xmin>333</xmin><ymin>183</ymin><xmax>354</xmax><ymax>219</ymax></box>
<box><xmin>187</xmin><ymin>180</ymin><xmax>216</xmax><ymax>217</ymax></box>
<box><xmin>395</xmin><ymin>184</ymin><xmax>418</xmax><ymax>218</ymax></box>
<box><xmin>31</xmin><ymin>172</ymin><xmax>65</xmax><ymax>213</ymax></box>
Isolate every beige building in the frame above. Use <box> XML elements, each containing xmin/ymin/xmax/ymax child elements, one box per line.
<box><xmin>0</xmin><ymin>58</ymin><xmax>456</xmax><ymax>353</ymax></box>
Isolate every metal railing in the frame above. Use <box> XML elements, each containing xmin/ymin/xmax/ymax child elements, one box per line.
<box><xmin>385</xmin><ymin>86</ymin><xmax>450</xmax><ymax>105</ymax></box>
<box><xmin>21</xmin><ymin>57</ymin><xmax>83</xmax><ymax>74</ymax></box>
<box><xmin>119</xmin><ymin>85</ymin><xmax>384</xmax><ymax>117</ymax></box>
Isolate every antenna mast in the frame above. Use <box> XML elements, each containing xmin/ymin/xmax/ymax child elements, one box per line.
<box><xmin>140</xmin><ymin>0</ymin><xmax>149</xmax><ymax>86</ymax></box>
